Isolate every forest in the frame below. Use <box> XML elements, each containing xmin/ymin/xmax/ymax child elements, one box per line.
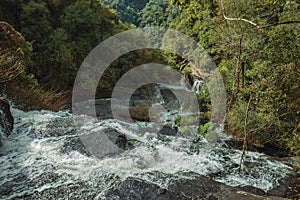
<box><xmin>1</xmin><ymin>0</ymin><xmax>299</xmax><ymax>156</ymax></box>
<box><xmin>0</xmin><ymin>0</ymin><xmax>299</xmax><ymax>199</ymax></box>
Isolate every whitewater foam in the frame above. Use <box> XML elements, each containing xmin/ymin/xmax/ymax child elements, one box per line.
<box><xmin>0</xmin><ymin>108</ymin><xmax>292</xmax><ymax>199</ymax></box>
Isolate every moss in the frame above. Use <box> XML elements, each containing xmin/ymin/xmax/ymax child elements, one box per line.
<box><xmin>199</xmin><ymin>122</ymin><xmax>213</xmax><ymax>136</ymax></box>
<box><xmin>176</xmin><ymin>116</ymin><xmax>198</xmax><ymax>127</ymax></box>
<box><xmin>179</xmin><ymin>126</ymin><xmax>190</xmax><ymax>135</ymax></box>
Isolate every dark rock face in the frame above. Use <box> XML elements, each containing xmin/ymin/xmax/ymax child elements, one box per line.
<box><xmin>95</xmin><ymin>98</ymin><xmax>112</xmax><ymax>119</ymax></box>
<box><xmin>285</xmin><ymin>172</ymin><xmax>300</xmax><ymax>199</ymax></box>
<box><xmin>61</xmin><ymin>136</ymin><xmax>91</xmax><ymax>156</ymax></box>
<box><xmin>95</xmin><ymin>84</ymin><xmax>183</xmax><ymax>122</ymax></box>
<box><xmin>115</xmin><ymin>134</ymin><xmax>128</xmax><ymax>150</ymax></box>
<box><xmin>160</xmin><ymin>88</ymin><xmax>180</xmax><ymax>110</ymax></box>
<box><xmin>158</xmin><ymin>125</ymin><xmax>178</xmax><ymax>136</ymax></box>
<box><xmin>79</xmin><ymin>127</ymin><xmax>142</xmax><ymax>158</ymax></box>
<box><xmin>236</xmin><ymin>185</ymin><xmax>266</xmax><ymax>196</ymax></box>
<box><xmin>106</xmin><ymin>175</ymin><xmax>287</xmax><ymax>200</ymax></box>
<box><xmin>103</xmin><ymin>128</ymin><xmax>141</xmax><ymax>151</ymax></box>
<box><xmin>102</xmin><ymin>127</ymin><xmax>129</xmax><ymax>150</ymax></box>
<box><xmin>0</xmin><ymin>98</ymin><xmax>14</xmax><ymax>137</ymax></box>
<box><xmin>168</xmin><ymin>177</ymin><xmax>220</xmax><ymax>199</ymax></box>
<box><xmin>267</xmin><ymin>171</ymin><xmax>299</xmax><ymax>198</ymax></box>
<box><xmin>106</xmin><ymin>178</ymin><xmax>180</xmax><ymax>200</ymax></box>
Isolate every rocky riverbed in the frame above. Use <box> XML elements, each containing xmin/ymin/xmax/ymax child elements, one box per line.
<box><xmin>0</xmin><ymin>104</ymin><xmax>299</xmax><ymax>199</ymax></box>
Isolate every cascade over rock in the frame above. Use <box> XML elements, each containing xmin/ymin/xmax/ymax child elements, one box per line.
<box><xmin>0</xmin><ymin>108</ymin><xmax>297</xmax><ymax>199</ymax></box>
<box><xmin>0</xmin><ymin>98</ymin><xmax>14</xmax><ymax>138</ymax></box>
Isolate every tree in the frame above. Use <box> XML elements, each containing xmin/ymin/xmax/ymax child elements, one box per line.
<box><xmin>14</xmin><ymin>0</ymin><xmax>129</xmax><ymax>88</ymax></box>
<box><xmin>220</xmin><ymin>0</ymin><xmax>300</xmax><ymax>29</ymax></box>
<box><xmin>99</xmin><ymin>0</ymin><xmax>150</xmax><ymax>26</ymax></box>
<box><xmin>0</xmin><ymin>21</ymin><xmax>68</xmax><ymax>111</ymax></box>
<box><xmin>0</xmin><ymin>21</ymin><xmax>31</xmax><ymax>83</ymax></box>
<box><xmin>219</xmin><ymin>0</ymin><xmax>300</xmax><ymax>154</ymax></box>
<box><xmin>168</xmin><ymin>0</ymin><xmax>300</xmax><ymax>155</ymax></box>
<box><xmin>139</xmin><ymin>0</ymin><xmax>173</xmax><ymax>27</ymax></box>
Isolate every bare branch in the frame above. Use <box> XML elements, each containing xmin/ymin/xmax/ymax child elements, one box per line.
<box><xmin>239</xmin><ymin>93</ymin><xmax>252</xmax><ymax>173</ymax></box>
<box><xmin>220</xmin><ymin>0</ymin><xmax>300</xmax><ymax>29</ymax></box>
<box><xmin>257</xmin><ymin>20</ymin><xmax>300</xmax><ymax>28</ymax></box>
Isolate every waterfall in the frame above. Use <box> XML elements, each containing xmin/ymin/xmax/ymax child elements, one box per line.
<box><xmin>0</xmin><ymin>124</ymin><xmax>4</xmax><ymax>144</ymax></box>
<box><xmin>153</xmin><ymin>84</ymin><xmax>165</xmax><ymax>104</ymax></box>
<box><xmin>191</xmin><ymin>79</ymin><xmax>203</xmax><ymax>94</ymax></box>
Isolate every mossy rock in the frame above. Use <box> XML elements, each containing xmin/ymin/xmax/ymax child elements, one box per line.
<box><xmin>0</xmin><ymin>98</ymin><xmax>14</xmax><ymax>137</ymax></box>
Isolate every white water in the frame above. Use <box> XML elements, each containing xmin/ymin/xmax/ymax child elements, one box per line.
<box><xmin>191</xmin><ymin>80</ymin><xmax>203</xmax><ymax>94</ymax></box>
<box><xmin>0</xmin><ymin>108</ymin><xmax>292</xmax><ymax>199</ymax></box>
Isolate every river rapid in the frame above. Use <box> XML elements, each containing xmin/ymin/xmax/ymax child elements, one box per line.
<box><xmin>0</xmin><ymin>107</ymin><xmax>293</xmax><ymax>199</ymax></box>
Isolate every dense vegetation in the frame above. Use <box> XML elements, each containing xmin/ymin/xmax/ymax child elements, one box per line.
<box><xmin>0</xmin><ymin>21</ymin><xmax>67</xmax><ymax>110</ymax></box>
<box><xmin>166</xmin><ymin>0</ymin><xmax>300</xmax><ymax>156</ymax></box>
<box><xmin>99</xmin><ymin>0</ymin><xmax>177</xmax><ymax>27</ymax></box>
<box><xmin>0</xmin><ymin>0</ymin><xmax>161</xmax><ymax>108</ymax></box>
<box><xmin>99</xmin><ymin>0</ymin><xmax>150</xmax><ymax>26</ymax></box>
<box><xmin>1</xmin><ymin>0</ymin><xmax>130</xmax><ymax>88</ymax></box>
<box><xmin>0</xmin><ymin>0</ymin><xmax>299</xmax><ymax>156</ymax></box>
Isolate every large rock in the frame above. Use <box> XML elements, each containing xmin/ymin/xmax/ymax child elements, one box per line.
<box><xmin>0</xmin><ymin>98</ymin><xmax>14</xmax><ymax>137</ymax></box>
<box><xmin>106</xmin><ymin>174</ymin><xmax>289</xmax><ymax>200</ymax></box>
<box><xmin>267</xmin><ymin>171</ymin><xmax>300</xmax><ymax>198</ymax></box>
<box><xmin>105</xmin><ymin>177</ymin><xmax>182</xmax><ymax>200</ymax></box>
<box><xmin>158</xmin><ymin>125</ymin><xmax>178</xmax><ymax>136</ymax></box>
<box><xmin>95</xmin><ymin>83</ymin><xmax>184</xmax><ymax>122</ymax></box>
<box><xmin>78</xmin><ymin>127</ymin><xmax>142</xmax><ymax>158</ymax></box>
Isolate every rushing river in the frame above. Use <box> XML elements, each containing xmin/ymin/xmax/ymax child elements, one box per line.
<box><xmin>0</xmin><ymin>106</ymin><xmax>292</xmax><ymax>199</ymax></box>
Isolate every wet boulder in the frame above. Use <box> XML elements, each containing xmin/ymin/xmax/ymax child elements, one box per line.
<box><xmin>158</xmin><ymin>125</ymin><xmax>178</xmax><ymax>136</ymax></box>
<box><xmin>0</xmin><ymin>98</ymin><xmax>14</xmax><ymax>137</ymax></box>
<box><xmin>236</xmin><ymin>185</ymin><xmax>266</xmax><ymax>196</ymax></box>
<box><xmin>61</xmin><ymin>136</ymin><xmax>91</xmax><ymax>156</ymax></box>
<box><xmin>106</xmin><ymin>173</ymin><xmax>289</xmax><ymax>200</ymax></box>
<box><xmin>102</xmin><ymin>128</ymin><xmax>141</xmax><ymax>151</ymax></box>
<box><xmin>79</xmin><ymin>127</ymin><xmax>141</xmax><ymax>158</ymax></box>
<box><xmin>267</xmin><ymin>171</ymin><xmax>299</xmax><ymax>198</ymax></box>
<box><xmin>105</xmin><ymin>178</ymin><xmax>180</xmax><ymax>200</ymax></box>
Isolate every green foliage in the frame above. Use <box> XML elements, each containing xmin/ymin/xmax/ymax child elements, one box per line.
<box><xmin>1</xmin><ymin>0</ymin><xmax>299</xmax><ymax>156</ymax></box>
<box><xmin>96</xmin><ymin>48</ymin><xmax>167</xmax><ymax>97</ymax></box>
<box><xmin>199</xmin><ymin>122</ymin><xmax>212</xmax><ymax>136</ymax></box>
<box><xmin>11</xmin><ymin>0</ymin><xmax>129</xmax><ymax>89</ymax></box>
<box><xmin>287</xmin><ymin>132</ymin><xmax>300</xmax><ymax>157</ymax></box>
<box><xmin>0</xmin><ymin>22</ymin><xmax>31</xmax><ymax>83</ymax></box>
<box><xmin>1</xmin><ymin>0</ymin><xmax>142</xmax><ymax>109</ymax></box>
<box><xmin>99</xmin><ymin>0</ymin><xmax>150</xmax><ymax>26</ymax></box>
<box><xmin>20</xmin><ymin>1</ymin><xmax>53</xmax><ymax>42</ymax></box>
<box><xmin>199</xmin><ymin>121</ymin><xmax>218</xmax><ymax>142</ymax></box>
<box><xmin>139</xmin><ymin>0</ymin><xmax>178</xmax><ymax>27</ymax></box>
<box><xmin>179</xmin><ymin>125</ymin><xmax>190</xmax><ymax>134</ymax></box>
<box><xmin>100</xmin><ymin>0</ymin><xmax>177</xmax><ymax>28</ymax></box>
<box><xmin>0</xmin><ymin>21</ymin><xmax>68</xmax><ymax>111</ymax></box>
<box><xmin>168</xmin><ymin>0</ymin><xmax>300</xmax><ymax>155</ymax></box>
<box><xmin>175</xmin><ymin>115</ymin><xmax>197</xmax><ymax>127</ymax></box>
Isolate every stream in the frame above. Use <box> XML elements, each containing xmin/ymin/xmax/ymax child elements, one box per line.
<box><xmin>0</xmin><ymin>105</ymin><xmax>293</xmax><ymax>199</ymax></box>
